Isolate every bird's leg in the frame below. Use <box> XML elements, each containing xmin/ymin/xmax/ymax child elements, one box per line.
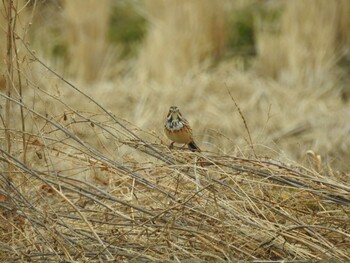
<box><xmin>169</xmin><ymin>142</ymin><xmax>175</xmax><ymax>149</ymax></box>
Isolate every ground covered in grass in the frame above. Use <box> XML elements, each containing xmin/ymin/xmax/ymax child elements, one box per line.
<box><xmin>1</xmin><ymin>106</ymin><xmax>349</xmax><ymax>261</ymax></box>
<box><xmin>0</xmin><ymin>0</ymin><xmax>349</xmax><ymax>261</ymax></box>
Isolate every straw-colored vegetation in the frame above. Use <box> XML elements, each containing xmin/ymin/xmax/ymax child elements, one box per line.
<box><xmin>0</xmin><ymin>0</ymin><xmax>349</xmax><ymax>261</ymax></box>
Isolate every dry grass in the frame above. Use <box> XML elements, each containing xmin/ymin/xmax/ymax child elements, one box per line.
<box><xmin>0</xmin><ymin>0</ymin><xmax>349</xmax><ymax>261</ymax></box>
<box><xmin>0</xmin><ymin>90</ymin><xmax>349</xmax><ymax>260</ymax></box>
<box><xmin>256</xmin><ymin>0</ymin><xmax>347</xmax><ymax>87</ymax></box>
<box><xmin>62</xmin><ymin>0</ymin><xmax>111</xmax><ymax>82</ymax></box>
<box><xmin>138</xmin><ymin>0</ymin><xmax>228</xmax><ymax>83</ymax></box>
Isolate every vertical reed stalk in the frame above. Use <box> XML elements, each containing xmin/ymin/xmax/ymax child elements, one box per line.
<box><xmin>5</xmin><ymin>0</ymin><xmax>14</xmax><ymax>169</ymax></box>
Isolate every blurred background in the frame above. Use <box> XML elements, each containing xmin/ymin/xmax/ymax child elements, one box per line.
<box><xmin>1</xmin><ymin>0</ymin><xmax>349</xmax><ymax>171</ymax></box>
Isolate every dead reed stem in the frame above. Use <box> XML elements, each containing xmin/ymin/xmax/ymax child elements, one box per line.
<box><xmin>4</xmin><ymin>0</ymin><xmax>14</xmax><ymax>165</ymax></box>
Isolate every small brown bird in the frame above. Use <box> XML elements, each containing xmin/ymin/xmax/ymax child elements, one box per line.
<box><xmin>164</xmin><ymin>106</ymin><xmax>201</xmax><ymax>152</ymax></box>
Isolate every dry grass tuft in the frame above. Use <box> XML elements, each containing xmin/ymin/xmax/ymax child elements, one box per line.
<box><xmin>256</xmin><ymin>0</ymin><xmax>349</xmax><ymax>88</ymax></box>
<box><xmin>138</xmin><ymin>0</ymin><xmax>228</xmax><ymax>83</ymax></box>
<box><xmin>62</xmin><ymin>0</ymin><xmax>112</xmax><ymax>83</ymax></box>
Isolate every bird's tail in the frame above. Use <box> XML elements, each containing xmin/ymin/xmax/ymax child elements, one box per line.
<box><xmin>188</xmin><ymin>141</ymin><xmax>201</xmax><ymax>152</ymax></box>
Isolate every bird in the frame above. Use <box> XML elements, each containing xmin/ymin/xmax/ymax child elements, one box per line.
<box><xmin>164</xmin><ymin>106</ymin><xmax>201</xmax><ymax>152</ymax></box>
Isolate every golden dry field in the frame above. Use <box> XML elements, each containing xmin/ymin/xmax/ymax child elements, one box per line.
<box><xmin>0</xmin><ymin>0</ymin><xmax>349</xmax><ymax>262</ymax></box>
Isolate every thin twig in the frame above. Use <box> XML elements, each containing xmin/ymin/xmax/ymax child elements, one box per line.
<box><xmin>226</xmin><ymin>83</ymin><xmax>257</xmax><ymax>158</ymax></box>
